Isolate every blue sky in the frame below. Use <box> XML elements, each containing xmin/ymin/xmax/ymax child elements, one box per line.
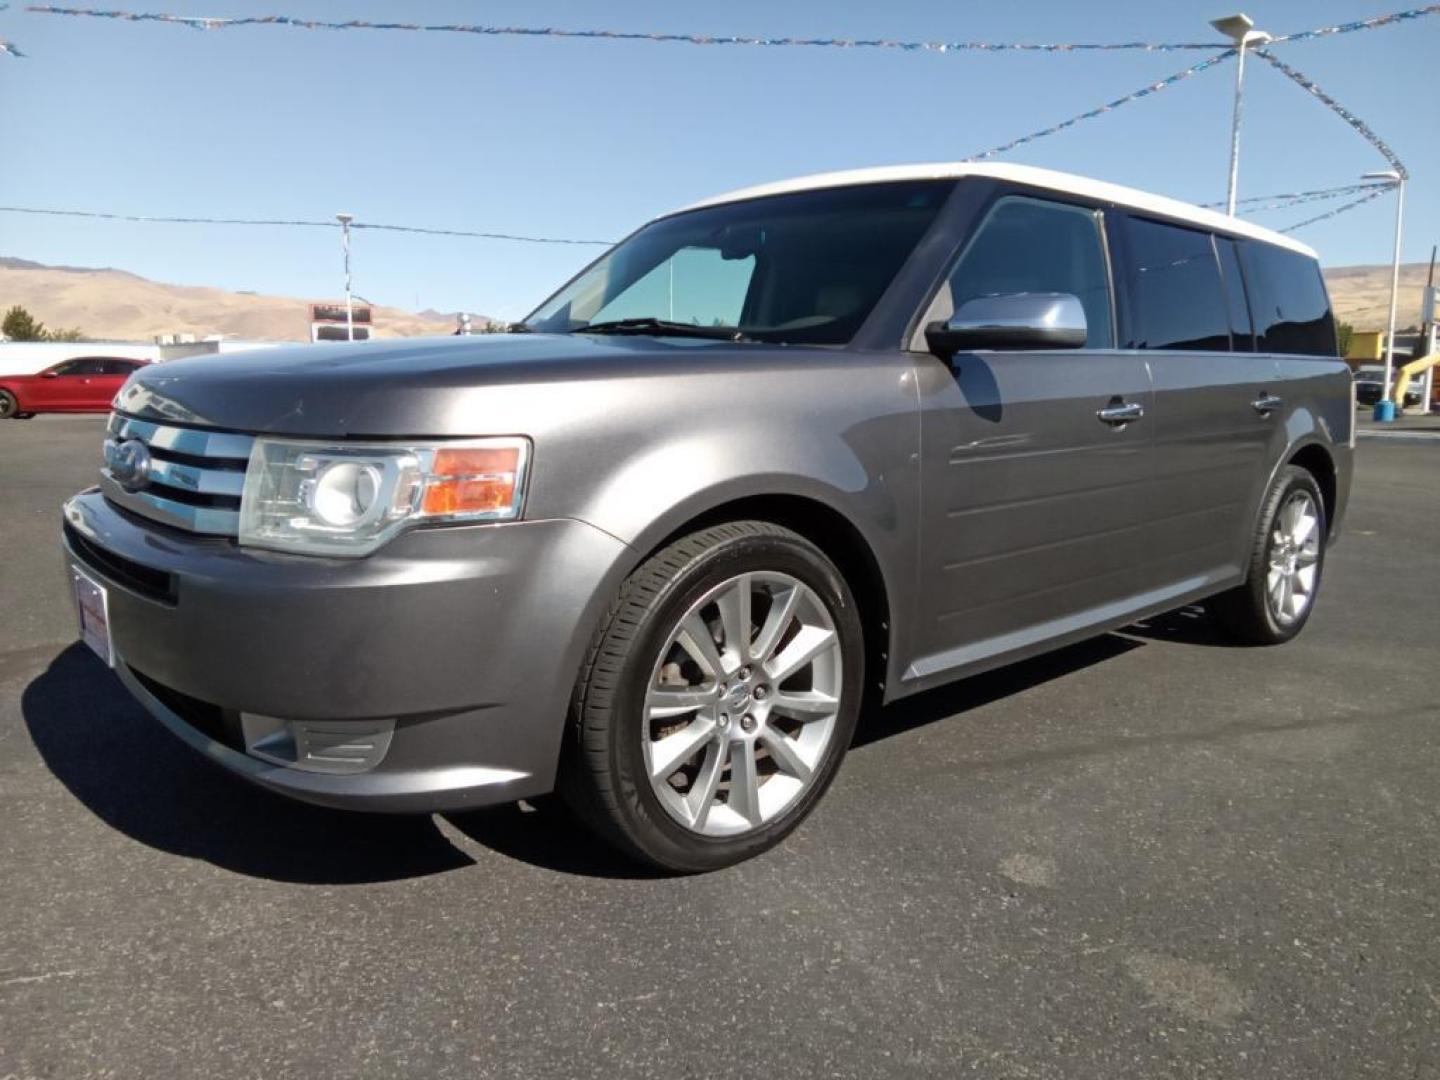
<box><xmin>2</xmin><ymin>1</ymin><xmax>1435</xmax><ymax>322</ymax></box>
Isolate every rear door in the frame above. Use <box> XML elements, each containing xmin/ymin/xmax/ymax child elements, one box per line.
<box><xmin>1114</xmin><ymin>216</ymin><xmax>1280</xmax><ymax>592</ymax></box>
<box><xmin>907</xmin><ymin>192</ymin><xmax>1155</xmax><ymax>684</ymax></box>
<box><xmin>88</xmin><ymin>358</ymin><xmax>141</xmax><ymax>410</ymax></box>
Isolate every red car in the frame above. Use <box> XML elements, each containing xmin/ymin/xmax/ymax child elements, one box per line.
<box><xmin>0</xmin><ymin>356</ymin><xmax>150</xmax><ymax>419</ymax></box>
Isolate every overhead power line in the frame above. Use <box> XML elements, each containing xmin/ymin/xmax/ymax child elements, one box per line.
<box><xmin>0</xmin><ymin>205</ymin><xmax>615</xmax><ymax>245</ymax></box>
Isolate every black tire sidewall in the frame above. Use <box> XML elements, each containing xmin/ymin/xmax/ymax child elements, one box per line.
<box><xmin>604</xmin><ymin>529</ymin><xmax>864</xmax><ymax>871</ymax></box>
<box><xmin>0</xmin><ymin>391</ymin><xmax>16</xmax><ymax>419</ymax></box>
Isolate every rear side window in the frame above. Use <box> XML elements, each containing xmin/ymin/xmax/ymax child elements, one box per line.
<box><xmin>1215</xmin><ymin>237</ymin><xmax>1255</xmax><ymax>352</ymax></box>
<box><xmin>941</xmin><ymin>196</ymin><xmax>1115</xmax><ymax>348</ymax></box>
<box><xmin>1238</xmin><ymin>241</ymin><xmax>1337</xmax><ymax>356</ymax></box>
<box><xmin>99</xmin><ymin>359</ymin><xmax>140</xmax><ymax>375</ymax></box>
<box><xmin>1123</xmin><ymin>218</ymin><xmax>1231</xmax><ymax>351</ymax></box>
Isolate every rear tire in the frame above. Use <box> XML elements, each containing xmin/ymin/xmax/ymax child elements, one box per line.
<box><xmin>1212</xmin><ymin>465</ymin><xmax>1327</xmax><ymax>645</ymax></box>
<box><xmin>0</xmin><ymin>391</ymin><xmax>17</xmax><ymax>419</ymax></box>
<box><xmin>561</xmin><ymin>521</ymin><xmax>864</xmax><ymax>872</ymax></box>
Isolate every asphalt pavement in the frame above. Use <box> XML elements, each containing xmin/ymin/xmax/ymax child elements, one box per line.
<box><xmin>2</xmin><ymin>414</ymin><xmax>1438</xmax><ymax>1079</ymax></box>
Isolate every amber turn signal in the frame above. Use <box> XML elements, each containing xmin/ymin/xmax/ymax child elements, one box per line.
<box><xmin>422</xmin><ymin>446</ymin><xmax>523</xmax><ymax>516</ymax></box>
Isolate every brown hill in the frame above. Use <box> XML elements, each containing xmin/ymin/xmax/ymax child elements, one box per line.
<box><xmin>1321</xmin><ymin>263</ymin><xmax>1430</xmax><ymax>331</ymax></box>
<box><xmin>0</xmin><ymin>258</ymin><xmax>463</xmax><ymax>341</ymax></box>
<box><xmin>0</xmin><ymin>256</ymin><xmax>1428</xmax><ymax>343</ymax></box>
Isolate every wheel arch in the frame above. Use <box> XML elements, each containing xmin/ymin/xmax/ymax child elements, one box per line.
<box><xmin>1286</xmin><ymin>441</ymin><xmax>1338</xmax><ymax>534</ymax></box>
<box><xmin>636</xmin><ymin>492</ymin><xmax>896</xmax><ymax>703</ymax></box>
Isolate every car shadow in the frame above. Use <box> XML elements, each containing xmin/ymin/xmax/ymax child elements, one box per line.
<box><xmin>854</xmin><ymin>632</ymin><xmax>1143</xmax><ymax>748</ymax></box>
<box><xmin>24</xmin><ymin>609</ymin><xmax>1229</xmax><ymax>883</ymax></box>
<box><xmin>1114</xmin><ymin>603</ymin><xmax>1232</xmax><ymax>648</ymax></box>
<box><xmin>22</xmin><ymin>644</ymin><xmax>476</xmax><ymax>885</ymax></box>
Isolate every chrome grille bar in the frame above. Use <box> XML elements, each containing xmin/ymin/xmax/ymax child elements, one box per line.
<box><xmin>101</xmin><ymin>413</ymin><xmax>254</xmax><ymax>536</ymax></box>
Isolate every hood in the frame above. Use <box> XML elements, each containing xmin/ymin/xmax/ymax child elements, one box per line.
<box><xmin>114</xmin><ymin>332</ymin><xmax>805</xmax><ymax>437</ymax></box>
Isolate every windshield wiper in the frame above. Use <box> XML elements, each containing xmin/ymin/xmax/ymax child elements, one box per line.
<box><xmin>573</xmin><ymin>317</ymin><xmax>752</xmax><ymax>342</ymax></box>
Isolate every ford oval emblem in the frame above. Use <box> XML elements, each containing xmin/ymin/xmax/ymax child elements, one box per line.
<box><xmin>108</xmin><ymin>438</ymin><xmax>152</xmax><ymax>492</ymax></box>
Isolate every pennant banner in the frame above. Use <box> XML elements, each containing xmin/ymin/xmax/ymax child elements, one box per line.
<box><xmin>1269</xmin><ymin>3</ymin><xmax>1440</xmax><ymax>44</ymax></box>
<box><xmin>1255</xmin><ymin>51</ymin><xmax>1408</xmax><ymax>178</ymax></box>
<box><xmin>21</xmin><ymin>6</ymin><xmax>1223</xmax><ymax>52</ymax></box>
<box><xmin>1201</xmin><ymin>182</ymin><xmax>1395</xmax><ymax>214</ymax></box>
<box><xmin>966</xmin><ymin>51</ymin><xmax>1233</xmax><ymax>161</ymax></box>
<box><xmin>1280</xmin><ymin>185</ymin><xmax>1394</xmax><ymax>234</ymax></box>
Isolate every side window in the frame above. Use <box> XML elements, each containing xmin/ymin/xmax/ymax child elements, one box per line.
<box><xmin>1215</xmin><ymin>237</ymin><xmax>1255</xmax><ymax>352</ymax></box>
<box><xmin>47</xmin><ymin>360</ymin><xmax>83</xmax><ymax>376</ymax></box>
<box><xmin>64</xmin><ymin>358</ymin><xmax>108</xmax><ymax>375</ymax></box>
<box><xmin>1123</xmin><ymin>217</ymin><xmax>1231</xmax><ymax>351</ymax></box>
<box><xmin>1238</xmin><ymin>241</ymin><xmax>1337</xmax><ymax>356</ymax></box>
<box><xmin>938</xmin><ymin>196</ymin><xmax>1114</xmax><ymax>348</ymax></box>
<box><xmin>100</xmin><ymin>359</ymin><xmax>138</xmax><ymax>375</ymax></box>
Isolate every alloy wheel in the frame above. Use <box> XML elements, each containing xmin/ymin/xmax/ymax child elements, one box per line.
<box><xmin>642</xmin><ymin>571</ymin><xmax>844</xmax><ymax>837</ymax></box>
<box><xmin>1265</xmin><ymin>490</ymin><xmax>1321</xmax><ymax>625</ymax></box>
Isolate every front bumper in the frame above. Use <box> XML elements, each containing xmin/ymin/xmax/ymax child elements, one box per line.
<box><xmin>61</xmin><ymin>489</ymin><xmax>631</xmax><ymax>812</ymax></box>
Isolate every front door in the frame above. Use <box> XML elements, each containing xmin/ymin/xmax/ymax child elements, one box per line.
<box><xmin>906</xmin><ymin>193</ymin><xmax>1155</xmax><ymax>687</ymax></box>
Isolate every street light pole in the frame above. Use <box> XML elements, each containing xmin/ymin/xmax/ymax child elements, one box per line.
<box><xmin>336</xmin><ymin>212</ymin><xmax>355</xmax><ymax>342</ymax></box>
<box><xmin>1362</xmin><ymin>171</ymin><xmax>1405</xmax><ymax>416</ymax></box>
<box><xmin>1210</xmin><ymin>14</ymin><xmax>1272</xmax><ymax>216</ymax></box>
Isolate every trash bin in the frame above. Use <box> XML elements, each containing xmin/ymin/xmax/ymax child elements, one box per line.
<box><xmin>1373</xmin><ymin>400</ymin><xmax>1396</xmax><ymax>422</ymax></box>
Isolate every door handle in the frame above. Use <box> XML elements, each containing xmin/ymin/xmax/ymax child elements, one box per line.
<box><xmin>1252</xmin><ymin>393</ymin><xmax>1283</xmax><ymax>415</ymax></box>
<box><xmin>1097</xmin><ymin>401</ymin><xmax>1144</xmax><ymax>425</ymax></box>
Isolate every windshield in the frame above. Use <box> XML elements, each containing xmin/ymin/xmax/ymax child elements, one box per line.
<box><xmin>523</xmin><ymin>180</ymin><xmax>954</xmax><ymax>345</ymax></box>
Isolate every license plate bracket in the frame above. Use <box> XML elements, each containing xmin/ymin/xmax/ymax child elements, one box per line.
<box><xmin>72</xmin><ymin>565</ymin><xmax>114</xmax><ymax>668</ymax></box>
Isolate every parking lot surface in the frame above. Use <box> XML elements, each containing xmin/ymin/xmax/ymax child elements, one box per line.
<box><xmin>2</xmin><ymin>415</ymin><xmax>1438</xmax><ymax>1079</ymax></box>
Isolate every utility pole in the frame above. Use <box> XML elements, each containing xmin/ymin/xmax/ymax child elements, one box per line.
<box><xmin>336</xmin><ymin>212</ymin><xmax>355</xmax><ymax>342</ymax></box>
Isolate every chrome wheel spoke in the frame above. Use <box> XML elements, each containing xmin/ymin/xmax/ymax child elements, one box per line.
<box><xmin>687</xmin><ymin>742</ymin><xmax>727</xmax><ymax>830</ymax></box>
<box><xmin>676</xmin><ymin>612</ymin><xmax>727</xmax><ymax>678</ymax></box>
<box><xmin>646</xmin><ymin>685</ymin><xmax>717</xmax><ymax>720</ymax></box>
<box><xmin>714</xmin><ymin>575</ymin><xmax>753</xmax><ymax>666</ymax></box>
<box><xmin>769</xmin><ymin>689</ymin><xmax>838</xmax><ymax>721</ymax></box>
<box><xmin>766</xmin><ymin>624</ymin><xmax>837</xmax><ymax>685</ymax></box>
<box><xmin>648</xmin><ymin>717</ymin><xmax>716</xmax><ymax>779</ymax></box>
<box><xmin>760</xmin><ymin>729</ymin><xmax>812</xmax><ymax>782</ymax></box>
<box><xmin>1292</xmin><ymin>512</ymin><xmax>1318</xmax><ymax>547</ymax></box>
<box><xmin>728</xmin><ymin>741</ymin><xmax>762</xmax><ymax>826</ymax></box>
<box><xmin>751</xmin><ymin>585</ymin><xmax>801</xmax><ymax>663</ymax></box>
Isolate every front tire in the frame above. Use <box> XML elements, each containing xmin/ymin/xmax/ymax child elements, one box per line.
<box><xmin>1213</xmin><ymin>465</ymin><xmax>1327</xmax><ymax>645</ymax></box>
<box><xmin>562</xmin><ymin>521</ymin><xmax>864</xmax><ymax>872</ymax></box>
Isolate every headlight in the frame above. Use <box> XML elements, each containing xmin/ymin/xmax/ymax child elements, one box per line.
<box><xmin>239</xmin><ymin>437</ymin><xmax>530</xmax><ymax>556</ymax></box>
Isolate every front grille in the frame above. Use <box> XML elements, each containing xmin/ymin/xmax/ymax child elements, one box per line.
<box><xmin>64</xmin><ymin>521</ymin><xmax>176</xmax><ymax>604</ymax></box>
<box><xmin>101</xmin><ymin>413</ymin><xmax>254</xmax><ymax>536</ymax></box>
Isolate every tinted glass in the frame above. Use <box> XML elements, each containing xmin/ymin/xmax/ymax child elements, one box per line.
<box><xmin>1215</xmin><ymin>237</ymin><xmax>1255</xmax><ymax>352</ymax></box>
<box><xmin>590</xmin><ymin>247</ymin><xmax>755</xmax><ymax>328</ymax></box>
<box><xmin>943</xmin><ymin>197</ymin><xmax>1113</xmax><ymax>348</ymax></box>
<box><xmin>526</xmin><ymin>180</ymin><xmax>953</xmax><ymax>346</ymax></box>
<box><xmin>99</xmin><ymin>358</ymin><xmax>139</xmax><ymax>375</ymax></box>
<box><xmin>52</xmin><ymin>358</ymin><xmax>107</xmax><ymax>375</ymax></box>
<box><xmin>1124</xmin><ymin>218</ymin><xmax>1231</xmax><ymax>351</ymax></box>
<box><xmin>1238</xmin><ymin>241</ymin><xmax>1337</xmax><ymax>356</ymax></box>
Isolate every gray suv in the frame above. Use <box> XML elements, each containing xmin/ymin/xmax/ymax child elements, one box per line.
<box><xmin>62</xmin><ymin>163</ymin><xmax>1352</xmax><ymax>871</ymax></box>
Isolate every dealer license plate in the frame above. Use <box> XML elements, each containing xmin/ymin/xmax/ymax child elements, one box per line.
<box><xmin>72</xmin><ymin>565</ymin><xmax>114</xmax><ymax>667</ymax></box>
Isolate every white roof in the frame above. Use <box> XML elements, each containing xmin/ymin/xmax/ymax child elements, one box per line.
<box><xmin>673</xmin><ymin>162</ymin><xmax>1316</xmax><ymax>258</ymax></box>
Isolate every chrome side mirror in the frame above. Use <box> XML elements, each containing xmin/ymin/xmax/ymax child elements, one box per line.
<box><xmin>925</xmin><ymin>292</ymin><xmax>1088</xmax><ymax>356</ymax></box>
